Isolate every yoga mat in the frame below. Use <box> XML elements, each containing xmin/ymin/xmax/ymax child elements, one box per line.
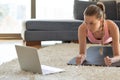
<box><xmin>68</xmin><ymin>46</ymin><xmax>120</xmax><ymax>67</ymax></box>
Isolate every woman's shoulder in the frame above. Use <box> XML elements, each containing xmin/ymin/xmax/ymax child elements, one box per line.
<box><xmin>105</xmin><ymin>19</ymin><xmax>115</xmax><ymax>24</ymax></box>
<box><xmin>78</xmin><ymin>23</ymin><xmax>87</xmax><ymax>35</ymax></box>
<box><xmin>105</xmin><ymin>19</ymin><xmax>119</xmax><ymax>31</ymax></box>
<box><xmin>78</xmin><ymin>23</ymin><xmax>87</xmax><ymax>31</ymax></box>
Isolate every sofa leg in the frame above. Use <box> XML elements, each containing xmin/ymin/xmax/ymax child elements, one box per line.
<box><xmin>24</xmin><ymin>41</ymin><xmax>41</xmax><ymax>49</ymax></box>
<box><xmin>71</xmin><ymin>40</ymin><xmax>79</xmax><ymax>43</ymax></box>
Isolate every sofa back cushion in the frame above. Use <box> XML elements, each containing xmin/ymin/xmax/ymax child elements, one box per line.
<box><xmin>104</xmin><ymin>1</ymin><xmax>117</xmax><ymax>20</ymax></box>
<box><xmin>118</xmin><ymin>3</ymin><xmax>120</xmax><ymax>20</ymax></box>
<box><xmin>74</xmin><ymin>0</ymin><xmax>95</xmax><ymax>20</ymax></box>
<box><xmin>74</xmin><ymin>0</ymin><xmax>117</xmax><ymax>20</ymax></box>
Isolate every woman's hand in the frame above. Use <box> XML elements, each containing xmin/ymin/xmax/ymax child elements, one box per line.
<box><xmin>104</xmin><ymin>56</ymin><xmax>120</xmax><ymax>66</ymax></box>
<box><xmin>104</xmin><ymin>56</ymin><xmax>112</xmax><ymax>66</ymax></box>
<box><xmin>76</xmin><ymin>54</ymin><xmax>86</xmax><ymax>65</ymax></box>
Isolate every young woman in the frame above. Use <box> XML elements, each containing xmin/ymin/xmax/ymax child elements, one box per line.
<box><xmin>76</xmin><ymin>2</ymin><xmax>120</xmax><ymax>66</ymax></box>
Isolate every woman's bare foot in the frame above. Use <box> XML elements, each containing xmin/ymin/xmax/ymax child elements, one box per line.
<box><xmin>104</xmin><ymin>56</ymin><xmax>120</xmax><ymax>66</ymax></box>
<box><xmin>76</xmin><ymin>54</ymin><xmax>86</xmax><ymax>65</ymax></box>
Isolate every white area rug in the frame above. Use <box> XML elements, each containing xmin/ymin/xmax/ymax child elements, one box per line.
<box><xmin>0</xmin><ymin>43</ymin><xmax>120</xmax><ymax>80</ymax></box>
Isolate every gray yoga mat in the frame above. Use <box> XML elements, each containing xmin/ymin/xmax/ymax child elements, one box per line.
<box><xmin>67</xmin><ymin>46</ymin><xmax>120</xmax><ymax>67</ymax></box>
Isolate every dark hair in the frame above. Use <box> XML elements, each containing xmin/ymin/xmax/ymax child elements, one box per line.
<box><xmin>84</xmin><ymin>2</ymin><xmax>105</xmax><ymax>19</ymax></box>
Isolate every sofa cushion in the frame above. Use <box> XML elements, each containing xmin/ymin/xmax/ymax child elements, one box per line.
<box><xmin>118</xmin><ymin>3</ymin><xmax>120</xmax><ymax>20</ymax></box>
<box><xmin>114</xmin><ymin>20</ymin><xmax>120</xmax><ymax>29</ymax></box>
<box><xmin>26</xmin><ymin>20</ymin><xmax>82</xmax><ymax>31</ymax></box>
<box><xmin>74</xmin><ymin>0</ymin><xmax>95</xmax><ymax>20</ymax></box>
<box><xmin>74</xmin><ymin>0</ymin><xmax>117</xmax><ymax>20</ymax></box>
<box><xmin>25</xmin><ymin>31</ymin><xmax>78</xmax><ymax>41</ymax></box>
<box><xmin>104</xmin><ymin>1</ymin><xmax>117</xmax><ymax>20</ymax></box>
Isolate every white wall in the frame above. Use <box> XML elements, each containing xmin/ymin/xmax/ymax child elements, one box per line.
<box><xmin>36</xmin><ymin>0</ymin><xmax>89</xmax><ymax>20</ymax></box>
<box><xmin>36</xmin><ymin>0</ymin><xmax>74</xmax><ymax>20</ymax></box>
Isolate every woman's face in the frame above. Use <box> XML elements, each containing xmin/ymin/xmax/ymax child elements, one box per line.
<box><xmin>84</xmin><ymin>15</ymin><xmax>101</xmax><ymax>33</ymax></box>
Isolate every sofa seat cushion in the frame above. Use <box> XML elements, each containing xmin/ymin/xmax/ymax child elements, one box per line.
<box><xmin>25</xmin><ymin>31</ymin><xmax>78</xmax><ymax>41</ymax></box>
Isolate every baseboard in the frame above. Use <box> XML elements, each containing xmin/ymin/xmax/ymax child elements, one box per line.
<box><xmin>0</xmin><ymin>34</ymin><xmax>22</xmax><ymax>40</ymax></box>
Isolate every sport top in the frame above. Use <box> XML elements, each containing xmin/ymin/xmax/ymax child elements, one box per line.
<box><xmin>87</xmin><ymin>22</ymin><xmax>112</xmax><ymax>44</ymax></box>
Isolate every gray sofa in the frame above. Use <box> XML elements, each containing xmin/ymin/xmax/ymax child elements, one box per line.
<box><xmin>24</xmin><ymin>0</ymin><xmax>120</xmax><ymax>47</ymax></box>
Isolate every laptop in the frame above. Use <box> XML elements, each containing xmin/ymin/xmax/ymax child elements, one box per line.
<box><xmin>15</xmin><ymin>45</ymin><xmax>65</xmax><ymax>75</ymax></box>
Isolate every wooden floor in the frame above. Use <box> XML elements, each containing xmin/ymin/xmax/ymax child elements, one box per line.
<box><xmin>0</xmin><ymin>40</ymin><xmax>62</xmax><ymax>65</ymax></box>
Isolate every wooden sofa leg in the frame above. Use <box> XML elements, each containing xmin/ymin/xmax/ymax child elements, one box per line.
<box><xmin>25</xmin><ymin>41</ymin><xmax>41</xmax><ymax>49</ymax></box>
<box><xmin>71</xmin><ymin>40</ymin><xmax>79</xmax><ymax>43</ymax></box>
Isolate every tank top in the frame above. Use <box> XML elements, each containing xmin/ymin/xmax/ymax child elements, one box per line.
<box><xmin>87</xmin><ymin>22</ymin><xmax>112</xmax><ymax>44</ymax></box>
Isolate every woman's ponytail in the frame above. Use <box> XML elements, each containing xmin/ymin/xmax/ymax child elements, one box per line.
<box><xmin>96</xmin><ymin>2</ymin><xmax>105</xmax><ymax>19</ymax></box>
<box><xmin>97</xmin><ymin>2</ymin><xmax>105</xmax><ymax>55</ymax></box>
